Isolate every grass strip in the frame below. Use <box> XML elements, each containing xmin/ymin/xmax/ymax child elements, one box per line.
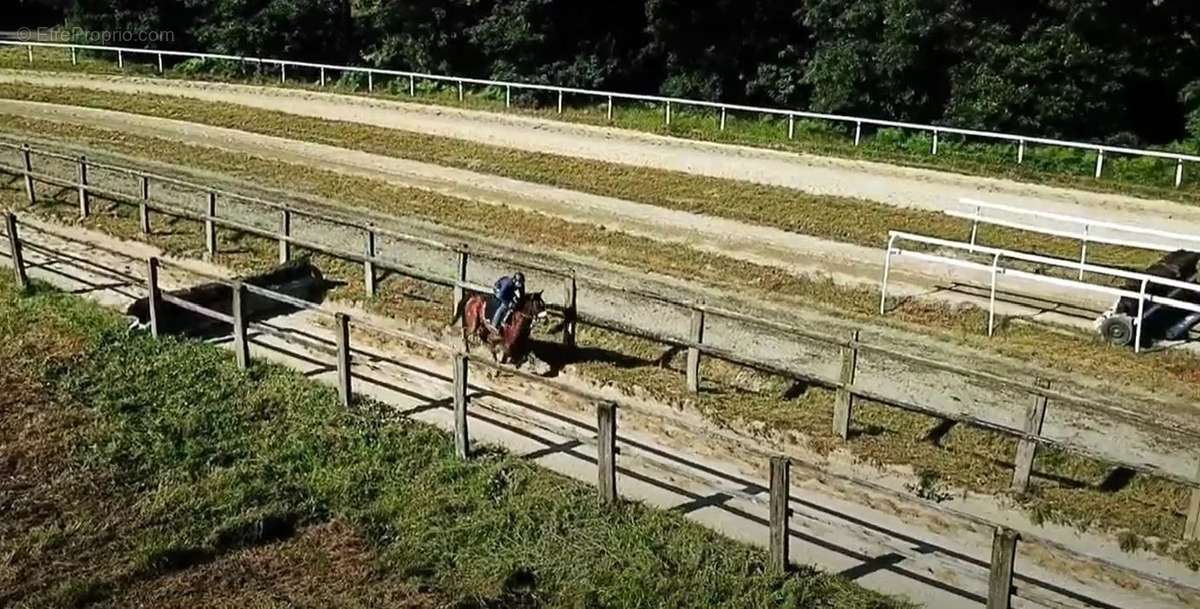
<box><xmin>5</xmin><ymin>172</ymin><xmax>1198</xmax><ymax>568</ymax></box>
<box><xmin>0</xmin><ymin>274</ymin><xmax>908</xmax><ymax>609</ymax></box>
<box><xmin>4</xmin><ymin>45</ymin><xmax>1200</xmax><ymax>205</ymax></box>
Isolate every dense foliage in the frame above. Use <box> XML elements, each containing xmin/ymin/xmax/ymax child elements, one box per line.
<box><xmin>16</xmin><ymin>0</ymin><xmax>1200</xmax><ymax>145</ymax></box>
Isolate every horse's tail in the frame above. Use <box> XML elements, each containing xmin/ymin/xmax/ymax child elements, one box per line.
<box><xmin>453</xmin><ymin>293</ymin><xmax>472</xmax><ymax>351</ymax></box>
<box><xmin>451</xmin><ymin>293</ymin><xmax>468</xmax><ymax>326</ymax></box>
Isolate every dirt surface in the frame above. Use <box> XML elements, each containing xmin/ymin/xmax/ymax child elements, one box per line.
<box><xmin>4</xmin><ymin>103</ymin><xmax>1200</xmax><ymax>496</ymax></box>
<box><xmin>0</xmin><ymin>98</ymin><xmax>1118</xmax><ymax>326</ymax></box>
<box><xmin>9</xmin><ymin>215</ymin><xmax>1200</xmax><ymax>609</ymax></box>
<box><xmin>4</xmin><ymin>70</ymin><xmax>1200</xmax><ymax>242</ymax></box>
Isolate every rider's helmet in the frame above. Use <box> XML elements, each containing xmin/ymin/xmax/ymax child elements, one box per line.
<box><xmin>513</xmin><ymin>272</ymin><xmax>526</xmax><ymax>288</ymax></box>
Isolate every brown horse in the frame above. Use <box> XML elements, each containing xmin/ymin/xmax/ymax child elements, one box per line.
<box><xmin>454</xmin><ymin>291</ymin><xmax>547</xmax><ymax>363</ymax></box>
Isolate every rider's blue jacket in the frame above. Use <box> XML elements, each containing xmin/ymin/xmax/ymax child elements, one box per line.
<box><xmin>495</xmin><ymin>276</ymin><xmax>521</xmax><ymax>303</ymax></box>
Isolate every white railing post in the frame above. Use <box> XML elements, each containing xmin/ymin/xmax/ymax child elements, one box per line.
<box><xmin>458</xmin><ymin>80</ymin><xmax>464</xmax><ymax>102</ymax></box>
<box><xmin>988</xmin><ymin>254</ymin><xmax>1002</xmax><ymax>336</ymax></box>
<box><xmin>932</xmin><ymin>129</ymin><xmax>940</xmax><ymax>155</ymax></box>
<box><xmin>1094</xmin><ymin>148</ymin><xmax>1105</xmax><ymax>178</ymax></box>
<box><xmin>319</xmin><ymin>67</ymin><xmax>326</xmax><ymax>87</ymax></box>
<box><xmin>788</xmin><ymin>114</ymin><xmax>795</xmax><ymax>140</ymax></box>
<box><xmin>157</xmin><ymin>52</ymin><xmax>164</xmax><ymax>73</ymax></box>
<box><xmin>1177</xmin><ymin>159</ymin><xmax>1185</xmax><ymax>188</ymax></box>
<box><xmin>557</xmin><ymin>90</ymin><xmax>563</xmax><ymax>114</ymax></box>
<box><xmin>1134</xmin><ymin>279</ymin><xmax>1148</xmax><ymax>353</ymax></box>
<box><xmin>854</xmin><ymin>121</ymin><xmax>863</xmax><ymax>146</ymax></box>
<box><xmin>77</xmin><ymin>155</ymin><xmax>90</xmax><ymax>218</ymax></box>
<box><xmin>719</xmin><ymin>107</ymin><xmax>726</xmax><ymax>131</ymax></box>
<box><xmin>1017</xmin><ymin>139</ymin><xmax>1026</xmax><ymax>164</ymax></box>
<box><xmin>27</xmin><ymin>44</ymin><xmax>33</xmax><ymax>64</ymax></box>
<box><xmin>665</xmin><ymin>101</ymin><xmax>672</xmax><ymax>126</ymax></box>
<box><xmin>117</xmin><ymin>49</ymin><xmax>123</xmax><ymax>69</ymax></box>
<box><xmin>409</xmin><ymin>74</ymin><xmax>415</xmax><ymax>96</ymax></box>
<box><xmin>1078</xmin><ymin>226</ymin><xmax>1089</xmax><ymax>281</ymax></box>
<box><xmin>606</xmin><ymin>96</ymin><xmax>613</xmax><ymax>121</ymax></box>
<box><xmin>280</xmin><ymin>63</ymin><xmax>286</xmax><ymax>83</ymax></box>
<box><xmin>367</xmin><ymin>70</ymin><xmax>373</xmax><ymax>92</ymax></box>
<box><xmin>879</xmin><ymin>235</ymin><xmax>896</xmax><ymax>314</ymax></box>
<box><xmin>70</xmin><ymin>46</ymin><xmax>77</xmax><ymax>65</ymax></box>
<box><xmin>505</xmin><ymin>85</ymin><xmax>511</xmax><ymax>108</ymax></box>
<box><xmin>969</xmin><ymin>205</ymin><xmax>981</xmax><ymax>246</ymax></box>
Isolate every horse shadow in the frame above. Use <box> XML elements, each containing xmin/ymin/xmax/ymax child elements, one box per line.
<box><xmin>526</xmin><ymin>333</ymin><xmax>664</xmax><ymax>377</ymax></box>
<box><xmin>127</xmin><ymin>258</ymin><xmax>342</xmax><ymax>340</ymax></box>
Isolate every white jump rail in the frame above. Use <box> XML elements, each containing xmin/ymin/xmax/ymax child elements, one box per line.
<box><xmin>4</xmin><ymin>39</ymin><xmax>1200</xmax><ymax>187</ymax></box>
<box><xmin>954</xmin><ymin>198</ymin><xmax>1200</xmax><ymax>279</ymax></box>
<box><xmin>880</xmin><ymin>231</ymin><xmax>1200</xmax><ymax>352</ymax></box>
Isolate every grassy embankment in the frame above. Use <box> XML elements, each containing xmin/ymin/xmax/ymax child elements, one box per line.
<box><xmin>2</xmin><ymin>130</ymin><xmax>1197</xmax><ymax>568</ymax></box>
<box><xmin>3</xmin><ymin>45</ymin><xmax>1199</xmax><ymax>203</ymax></box>
<box><xmin>0</xmin><ymin>274</ymin><xmax>907</xmax><ymax>609</ymax></box>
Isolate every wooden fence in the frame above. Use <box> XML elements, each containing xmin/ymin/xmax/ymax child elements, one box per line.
<box><xmin>2</xmin><ymin>139</ymin><xmax>1198</xmax><ymax>517</ymax></box>
<box><xmin>6</xmin><ymin>212</ymin><xmax>1199</xmax><ymax>608</ymax></box>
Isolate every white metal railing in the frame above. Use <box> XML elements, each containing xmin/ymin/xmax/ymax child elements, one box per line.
<box><xmin>3</xmin><ymin>39</ymin><xmax>1199</xmax><ymax>187</ymax></box>
<box><xmin>880</xmin><ymin>231</ymin><xmax>1200</xmax><ymax>351</ymax></box>
<box><xmin>952</xmin><ymin>197</ymin><xmax>1200</xmax><ymax>281</ymax></box>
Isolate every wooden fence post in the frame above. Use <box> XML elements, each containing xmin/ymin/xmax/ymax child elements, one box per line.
<box><xmin>987</xmin><ymin>527</ymin><xmax>1019</xmax><ymax>609</ymax></box>
<box><xmin>562</xmin><ymin>272</ymin><xmax>577</xmax><ymax>347</ymax></box>
<box><xmin>833</xmin><ymin>329</ymin><xmax>860</xmax><ymax>440</ymax></box>
<box><xmin>1185</xmin><ymin>463</ymin><xmax>1200</xmax><ymax>541</ymax></box>
<box><xmin>77</xmin><ymin>156</ymin><xmax>90</xmax><ymax>218</ymax></box>
<box><xmin>278</xmin><ymin>209</ymin><xmax>291</xmax><ymax>263</ymax></box>
<box><xmin>1011</xmin><ymin>379</ymin><xmax>1050</xmax><ymax>493</ymax></box>
<box><xmin>769</xmin><ymin>455</ymin><xmax>791</xmax><ymax>573</ymax></box>
<box><xmin>21</xmin><ymin>145</ymin><xmax>35</xmax><ymax>205</ymax></box>
<box><xmin>146</xmin><ymin>257</ymin><xmax>162</xmax><ymax>338</ymax></box>
<box><xmin>452</xmin><ymin>247</ymin><xmax>468</xmax><ymax>321</ymax></box>
<box><xmin>363</xmin><ymin>227</ymin><xmax>377</xmax><ymax>296</ymax></box>
<box><xmin>231</xmin><ymin>282</ymin><xmax>250</xmax><ymax>370</ymax></box>
<box><xmin>686</xmin><ymin>306</ymin><xmax>705</xmax><ymax>393</ymax></box>
<box><xmin>138</xmin><ymin>174</ymin><xmax>151</xmax><ymax>234</ymax></box>
<box><xmin>597</xmin><ymin>401</ymin><xmax>618</xmax><ymax>504</ymax></box>
<box><xmin>453</xmin><ymin>353</ymin><xmax>470</xmax><ymax>459</ymax></box>
<box><xmin>205</xmin><ymin>192</ymin><xmax>217</xmax><ymax>257</ymax></box>
<box><xmin>335</xmin><ymin>312</ymin><xmax>352</xmax><ymax>408</ymax></box>
<box><xmin>5</xmin><ymin>213</ymin><xmax>28</xmax><ymax>291</ymax></box>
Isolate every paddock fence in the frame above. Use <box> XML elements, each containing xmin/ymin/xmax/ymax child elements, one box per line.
<box><xmin>1</xmin><ymin>138</ymin><xmax>1199</xmax><ymax>541</ymax></box>
<box><xmin>2</xmin><ymin>39</ymin><xmax>1198</xmax><ymax>187</ymax></box>
<box><xmin>7</xmin><ymin>212</ymin><xmax>1200</xmax><ymax>609</ymax></box>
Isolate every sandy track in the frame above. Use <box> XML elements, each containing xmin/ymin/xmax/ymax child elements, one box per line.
<box><xmin>0</xmin><ymin>98</ymin><xmax>1116</xmax><ymax>327</ymax></box>
<box><xmin>4</xmin><ymin>101</ymin><xmax>1200</xmax><ymax>489</ymax></box>
<box><xmin>3</xmin><ymin>70</ymin><xmax>1200</xmax><ymax>240</ymax></box>
<box><xmin>10</xmin><ymin>216</ymin><xmax>1199</xmax><ymax>609</ymax></box>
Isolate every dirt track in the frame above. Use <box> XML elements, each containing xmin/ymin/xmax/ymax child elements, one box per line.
<box><xmin>4</xmin><ymin>70</ymin><xmax>1200</xmax><ymax>241</ymax></box>
<box><xmin>0</xmin><ymin>99</ymin><xmax>1122</xmax><ymax>327</ymax></box>
<box><xmin>3</xmin><ymin>92</ymin><xmax>1200</xmax><ymax>497</ymax></box>
<box><xmin>9</xmin><ymin>216</ymin><xmax>1199</xmax><ymax>609</ymax></box>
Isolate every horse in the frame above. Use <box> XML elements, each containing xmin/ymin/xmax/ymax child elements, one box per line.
<box><xmin>453</xmin><ymin>290</ymin><xmax>547</xmax><ymax>364</ymax></box>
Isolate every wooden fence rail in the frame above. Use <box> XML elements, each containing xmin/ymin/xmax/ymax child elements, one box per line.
<box><xmin>7</xmin><ymin>214</ymin><xmax>1199</xmax><ymax>608</ymax></box>
<box><xmin>4</xmin><ymin>141</ymin><xmax>1200</xmax><ymax>538</ymax></box>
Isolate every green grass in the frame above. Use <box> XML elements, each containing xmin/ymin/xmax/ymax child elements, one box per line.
<box><xmin>5</xmin><ymin>173</ymin><xmax>1199</xmax><ymax>570</ymax></box>
<box><xmin>4</xmin><ymin>45</ymin><xmax>1199</xmax><ymax>203</ymax></box>
<box><xmin>0</xmin><ymin>274</ymin><xmax>907</xmax><ymax>609</ymax></box>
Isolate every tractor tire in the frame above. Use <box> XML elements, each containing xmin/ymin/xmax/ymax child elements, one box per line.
<box><xmin>1099</xmin><ymin>314</ymin><xmax>1135</xmax><ymax>347</ymax></box>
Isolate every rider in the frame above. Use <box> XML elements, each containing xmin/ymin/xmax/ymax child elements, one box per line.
<box><xmin>491</xmin><ymin>271</ymin><xmax>525</xmax><ymax>329</ymax></box>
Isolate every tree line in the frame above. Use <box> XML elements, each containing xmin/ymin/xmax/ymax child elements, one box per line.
<box><xmin>15</xmin><ymin>0</ymin><xmax>1200</xmax><ymax>146</ymax></box>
